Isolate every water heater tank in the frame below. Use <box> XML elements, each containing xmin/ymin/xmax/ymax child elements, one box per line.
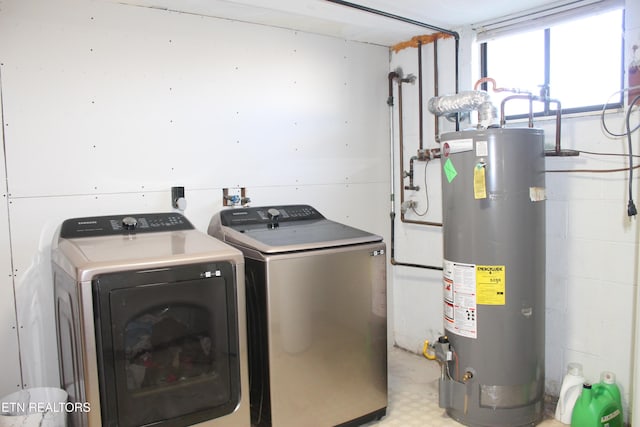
<box><xmin>438</xmin><ymin>128</ymin><xmax>546</xmax><ymax>427</ymax></box>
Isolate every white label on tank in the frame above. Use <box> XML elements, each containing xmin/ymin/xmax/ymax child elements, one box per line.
<box><xmin>443</xmin><ymin>259</ymin><xmax>477</xmax><ymax>339</ymax></box>
<box><xmin>442</xmin><ymin>138</ymin><xmax>473</xmax><ymax>157</ymax></box>
<box><xmin>529</xmin><ymin>187</ymin><xmax>546</xmax><ymax>202</ymax></box>
<box><xmin>475</xmin><ymin>140</ymin><xmax>488</xmax><ymax>157</ymax></box>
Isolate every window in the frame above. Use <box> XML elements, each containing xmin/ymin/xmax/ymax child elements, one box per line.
<box><xmin>480</xmin><ymin>7</ymin><xmax>624</xmax><ymax>118</ymax></box>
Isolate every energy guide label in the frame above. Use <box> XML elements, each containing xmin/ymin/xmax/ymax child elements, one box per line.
<box><xmin>443</xmin><ymin>259</ymin><xmax>477</xmax><ymax>339</ymax></box>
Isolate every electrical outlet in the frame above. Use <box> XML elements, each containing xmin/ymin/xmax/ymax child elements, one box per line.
<box><xmin>171</xmin><ymin>186</ymin><xmax>186</xmax><ymax>210</ymax></box>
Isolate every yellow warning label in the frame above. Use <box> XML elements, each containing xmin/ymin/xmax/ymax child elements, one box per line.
<box><xmin>476</xmin><ymin>265</ymin><xmax>505</xmax><ymax>305</ymax></box>
<box><xmin>473</xmin><ymin>164</ymin><xmax>487</xmax><ymax>199</ymax></box>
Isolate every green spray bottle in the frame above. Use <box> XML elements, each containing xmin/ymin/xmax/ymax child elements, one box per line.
<box><xmin>571</xmin><ymin>372</ymin><xmax>623</xmax><ymax>427</ymax></box>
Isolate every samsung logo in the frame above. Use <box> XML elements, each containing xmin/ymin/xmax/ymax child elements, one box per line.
<box><xmin>77</xmin><ymin>221</ymin><xmax>98</xmax><ymax>225</ymax></box>
<box><xmin>232</xmin><ymin>212</ymin><xmax>248</xmax><ymax>216</ymax></box>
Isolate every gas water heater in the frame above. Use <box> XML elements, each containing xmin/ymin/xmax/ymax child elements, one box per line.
<box><xmin>435</xmin><ymin>128</ymin><xmax>546</xmax><ymax>427</ymax></box>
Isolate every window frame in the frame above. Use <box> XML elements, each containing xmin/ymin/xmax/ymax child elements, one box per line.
<box><xmin>479</xmin><ymin>8</ymin><xmax>625</xmax><ymax>120</ymax></box>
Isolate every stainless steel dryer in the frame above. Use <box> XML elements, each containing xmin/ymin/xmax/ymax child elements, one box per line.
<box><xmin>52</xmin><ymin>212</ymin><xmax>250</xmax><ymax>427</ymax></box>
<box><xmin>208</xmin><ymin>204</ymin><xmax>387</xmax><ymax>427</ymax></box>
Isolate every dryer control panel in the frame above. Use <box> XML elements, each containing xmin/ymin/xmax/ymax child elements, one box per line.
<box><xmin>219</xmin><ymin>204</ymin><xmax>324</xmax><ymax>228</ymax></box>
<box><xmin>60</xmin><ymin>212</ymin><xmax>193</xmax><ymax>238</ymax></box>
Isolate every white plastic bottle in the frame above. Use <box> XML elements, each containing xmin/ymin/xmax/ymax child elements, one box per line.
<box><xmin>555</xmin><ymin>362</ymin><xmax>586</xmax><ymax>424</ymax></box>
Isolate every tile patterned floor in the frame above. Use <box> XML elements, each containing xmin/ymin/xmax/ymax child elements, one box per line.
<box><xmin>365</xmin><ymin>347</ymin><xmax>565</xmax><ymax>427</ymax></box>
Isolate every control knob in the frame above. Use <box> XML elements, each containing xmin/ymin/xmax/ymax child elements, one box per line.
<box><xmin>122</xmin><ymin>216</ymin><xmax>138</xmax><ymax>231</ymax></box>
<box><xmin>267</xmin><ymin>208</ymin><xmax>280</xmax><ymax>229</ymax></box>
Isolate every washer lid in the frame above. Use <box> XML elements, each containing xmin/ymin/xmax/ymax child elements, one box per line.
<box><xmin>53</xmin><ymin>212</ymin><xmax>243</xmax><ymax>281</ymax></box>
<box><xmin>216</xmin><ymin>205</ymin><xmax>382</xmax><ymax>253</ymax></box>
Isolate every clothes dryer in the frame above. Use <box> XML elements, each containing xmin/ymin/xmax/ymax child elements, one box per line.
<box><xmin>209</xmin><ymin>205</ymin><xmax>387</xmax><ymax>427</ymax></box>
<box><xmin>52</xmin><ymin>212</ymin><xmax>250</xmax><ymax>427</ymax></box>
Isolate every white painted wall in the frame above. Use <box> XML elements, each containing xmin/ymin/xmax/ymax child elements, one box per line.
<box><xmin>0</xmin><ymin>0</ymin><xmax>391</xmax><ymax>397</ymax></box>
<box><xmin>0</xmin><ymin>74</ymin><xmax>22</xmax><ymax>395</ymax></box>
<box><xmin>389</xmin><ymin>1</ymin><xmax>640</xmax><ymax>421</ymax></box>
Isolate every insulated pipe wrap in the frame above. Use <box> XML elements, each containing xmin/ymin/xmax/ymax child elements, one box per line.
<box><xmin>428</xmin><ymin>90</ymin><xmax>490</xmax><ymax>115</ymax></box>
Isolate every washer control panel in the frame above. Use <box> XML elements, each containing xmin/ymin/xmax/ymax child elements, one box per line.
<box><xmin>220</xmin><ymin>204</ymin><xmax>324</xmax><ymax>228</ymax></box>
<box><xmin>60</xmin><ymin>212</ymin><xmax>193</xmax><ymax>238</ymax></box>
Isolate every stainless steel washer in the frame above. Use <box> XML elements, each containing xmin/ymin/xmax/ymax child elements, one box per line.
<box><xmin>208</xmin><ymin>204</ymin><xmax>387</xmax><ymax>427</ymax></box>
<box><xmin>52</xmin><ymin>212</ymin><xmax>250</xmax><ymax>427</ymax></box>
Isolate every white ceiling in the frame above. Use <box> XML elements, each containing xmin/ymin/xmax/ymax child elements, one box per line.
<box><xmin>113</xmin><ymin>0</ymin><xmax>564</xmax><ymax>46</ymax></box>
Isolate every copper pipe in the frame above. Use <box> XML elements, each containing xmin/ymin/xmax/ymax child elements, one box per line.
<box><xmin>454</xmin><ymin>37</ymin><xmax>460</xmax><ymax>131</ymax></box>
<box><xmin>500</xmin><ymin>94</ymin><xmax>534</xmax><ymax>128</ymax></box>
<box><xmin>500</xmin><ymin>94</ymin><xmax>572</xmax><ymax>157</ymax></box>
<box><xmin>390</xmin><ymin>74</ymin><xmax>442</xmax><ymax>270</ymax></box>
<box><xmin>474</xmin><ymin>77</ymin><xmax>531</xmax><ymax>94</ymax></box>
<box><xmin>433</xmin><ymin>39</ymin><xmax>440</xmax><ymax>142</ymax></box>
<box><xmin>401</xmin><ymin>217</ymin><xmax>443</xmax><ymax>227</ymax></box>
<box><xmin>547</xmin><ymin>98</ymin><xmax>562</xmax><ymax>154</ymax></box>
<box><xmin>395</xmin><ymin>63</ymin><xmax>442</xmax><ymax>228</ymax></box>
<box><xmin>398</xmin><ymin>78</ymin><xmax>406</xmax><ymax>219</ymax></box>
<box><xmin>400</xmin><ymin>155</ymin><xmax>442</xmax><ymax>227</ymax></box>
<box><xmin>392</xmin><ymin>33</ymin><xmax>454</xmax><ymax>53</ymax></box>
<box><xmin>474</xmin><ymin>77</ymin><xmax>497</xmax><ymax>91</ymax></box>
<box><xmin>473</xmin><ymin>77</ymin><xmax>511</xmax><ymax>92</ymax></box>
<box><xmin>418</xmin><ymin>40</ymin><xmax>424</xmax><ymax>150</ymax></box>
<box><xmin>397</xmin><ymin>76</ymin><xmax>442</xmax><ymax>227</ymax></box>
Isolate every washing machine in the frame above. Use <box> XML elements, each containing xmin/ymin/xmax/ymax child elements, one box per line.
<box><xmin>208</xmin><ymin>204</ymin><xmax>387</xmax><ymax>427</ymax></box>
<box><xmin>51</xmin><ymin>212</ymin><xmax>250</xmax><ymax>427</ymax></box>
